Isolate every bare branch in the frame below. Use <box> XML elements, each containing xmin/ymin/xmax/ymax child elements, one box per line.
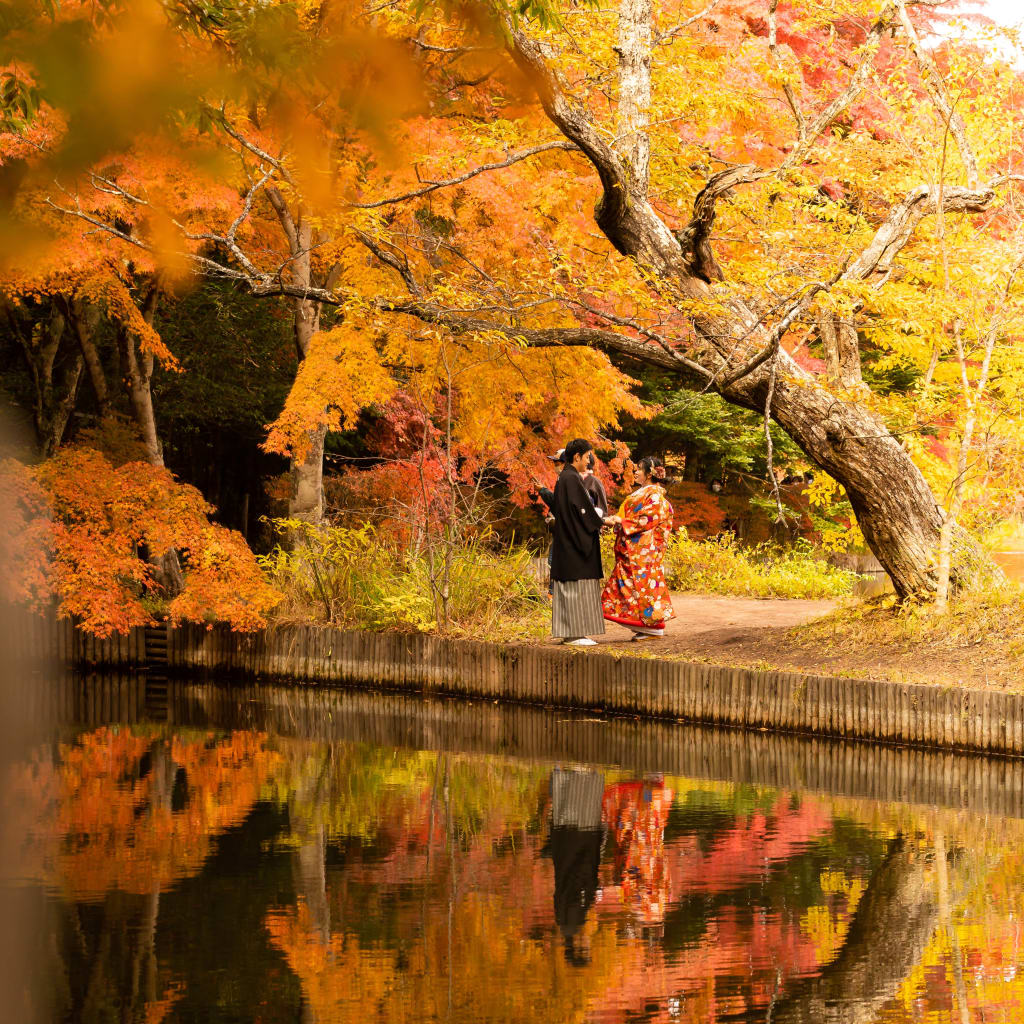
<box><xmin>780</xmin><ymin>8</ymin><xmax>889</xmax><ymax>171</ymax></box>
<box><xmin>411</xmin><ymin>38</ymin><xmax>487</xmax><ymax>55</ymax></box>
<box><xmin>88</xmin><ymin>172</ymin><xmax>149</xmax><ymax>207</ymax></box>
<box><xmin>767</xmin><ymin>0</ymin><xmax>806</xmax><ymax>141</ymax></box>
<box><xmin>355</xmin><ymin>229</ymin><xmax>423</xmax><ymax>296</ymax></box>
<box><xmin>654</xmin><ymin>0</ymin><xmax>721</xmax><ymax>45</ymax></box>
<box><xmin>45</xmin><ymin>196</ymin><xmax>149</xmax><ymax>251</ymax></box>
<box><xmin>351</xmin><ymin>141</ymin><xmax>578</xmax><ymax>209</ymax></box>
<box><xmin>379</xmin><ymin>297</ymin><xmax>701</xmax><ymax>371</ymax></box>
<box><xmin>763</xmin><ymin>345</ymin><xmax>787</xmax><ymax>522</ymax></box>
<box><xmin>502</xmin><ymin>14</ymin><xmax>685</xmax><ymax>269</ymax></box>
<box><xmin>215</xmin><ymin>110</ymin><xmax>293</xmax><ymax>186</ymax></box>
<box><xmin>717</xmin><ymin>274</ymin><xmax>839</xmax><ymax>388</ymax></box>
<box><xmin>227</xmin><ymin>164</ymin><xmax>276</xmax><ymax>248</ymax></box>
<box><xmin>178</xmin><ymin>163</ymin><xmax>277</xmax><ymax>282</ymax></box>
<box><xmin>265</xmin><ymin>185</ymin><xmax>300</xmax><ymax>253</ymax></box>
<box><xmin>503</xmin><ymin>15</ymin><xmax>634</xmax><ymax>216</ymax></box>
<box><xmin>563</xmin><ymin>296</ymin><xmax>714</xmax><ymax>377</ymax></box>
<box><xmin>671</xmin><ymin>3</ymin><xmax>892</xmax><ymax>281</ymax></box>
<box><xmin>844</xmin><ymin>181</ymin><xmax>1000</xmax><ymax>283</ymax></box>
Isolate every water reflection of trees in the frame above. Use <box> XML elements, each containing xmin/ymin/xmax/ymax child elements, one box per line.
<box><xmin>264</xmin><ymin>752</ymin><xmax>869</xmax><ymax>1023</ymax></box>
<box><xmin>6</xmin><ymin>726</ymin><xmax>280</xmax><ymax>898</ymax></box>
<box><xmin>3</xmin><ymin>725</ymin><xmax>281</xmax><ymax>1022</ymax></box>
<box><xmin>11</xmin><ymin>725</ymin><xmax>1024</xmax><ymax>1023</ymax></box>
<box><xmin>264</xmin><ymin>745</ymin><xmax>1024</xmax><ymax>1024</ymax></box>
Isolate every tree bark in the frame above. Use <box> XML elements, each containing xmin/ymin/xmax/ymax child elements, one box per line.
<box><xmin>70</xmin><ymin>297</ymin><xmax>111</xmax><ymax>417</ymax></box>
<box><xmin>115</xmin><ymin>285</ymin><xmax>186</xmax><ymax>596</ymax></box>
<box><xmin>117</xmin><ymin>327</ymin><xmax>163</xmax><ymax>468</ymax></box>
<box><xmin>290</xmin><ymin>240</ymin><xmax>326</xmax><ymax>525</ymax></box>
<box><xmin>501</xmin><ymin>15</ymin><xmax>986</xmax><ymax>600</ymax></box>
<box><xmin>267</xmin><ymin>188</ymin><xmax>329</xmax><ymax>527</ymax></box>
<box><xmin>615</xmin><ymin>0</ymin><xmax>652</xmax><ymax>188</ymax></box>
<box><xmin>9</xmin><ymin>304</ymin><xmax>83</xmax><ymax>457</ymax></box>
<box><xmin>818</xmin><ymin>310</ymin><xmax>863</xmax><ymax>389</ymax></box>
<box><xmin>730</xmin><ymin>353</ymin><xmax>944</xmax><ymax>600</ymax></box>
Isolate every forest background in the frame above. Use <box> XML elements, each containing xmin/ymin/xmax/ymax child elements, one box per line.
<box><xmin>1</xmin><ymin>0</ymin><xmax>1024</xmax><ymax>646</ymax></box>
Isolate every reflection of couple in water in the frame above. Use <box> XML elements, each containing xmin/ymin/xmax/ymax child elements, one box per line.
<box><xmin>546</xmin><ymin>767</ymin><xmax>674</xmax><ymax>964</ymax></box>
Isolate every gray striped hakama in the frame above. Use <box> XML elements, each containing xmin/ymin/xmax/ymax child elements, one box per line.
<box><xmin>551</xmin><ymin>579</ymin><xmax>605</xmax><ymax>639</ymax></box>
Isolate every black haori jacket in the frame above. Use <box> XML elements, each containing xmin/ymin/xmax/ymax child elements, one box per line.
<box><xmin>550</xmin><ymin>464</ymin><xmax>605</xmax><ymax>582</ymax></box>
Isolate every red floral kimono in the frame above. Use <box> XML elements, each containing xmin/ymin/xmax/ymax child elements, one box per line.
<box><xmin>601</xmin><ymin>483</ymin><xmax>675</xmax><ymax>631</ymax></box>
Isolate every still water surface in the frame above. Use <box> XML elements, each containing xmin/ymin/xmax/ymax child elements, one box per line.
<box><xmin>5</xmin><ymin>675</ymin><xmax>1024</xmax><ymax>1023</ymax></box>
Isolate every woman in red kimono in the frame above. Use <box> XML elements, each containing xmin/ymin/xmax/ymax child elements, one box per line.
<box><xmin>602</xmin><ymin>455</ymin><xmax>675</xmax><ymax>639</ymax></box>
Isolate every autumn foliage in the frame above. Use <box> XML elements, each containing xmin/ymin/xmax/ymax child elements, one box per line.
<box><xmin>0</xmin><ymin>447</ymin><xmax>281</xmax><ymax>635</ymax></box>
<box><xmin>2</xmin><ymin>0</ymin><xmax>1024</xmax><ymax>610</ymax></box>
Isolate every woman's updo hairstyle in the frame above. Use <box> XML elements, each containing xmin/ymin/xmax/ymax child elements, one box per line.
<box><xmin>638</xmin><ymin>455</ymin><xmax>666</xmax><ymax>482</ymax></box>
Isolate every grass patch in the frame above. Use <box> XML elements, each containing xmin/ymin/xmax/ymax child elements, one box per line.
<box><xmin>664</xmin><ymin>533</ymin><xmax>860</xmax><ymax>600</ymax></box>
<box><xmin>259</xmin><ymin>520</ymin><xmax>547</xmax><ymax>642</ymax></box>
<box><xmin>792</xmin><ymin>583</ymin><xmax>1024</xmax><ymax>658</ymax></box>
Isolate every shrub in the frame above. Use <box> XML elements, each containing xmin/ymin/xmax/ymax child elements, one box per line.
<box><xmin>258</xmin><ymin>519</ymin><xmax>547</xmax><ymax>641</ymax></box>
<box><xmin>664</xmin><ymin>531</ymin><xmax>860</xmax><ymax>599</ymax></box>
<box><xmin>1</xmin><ymin>448</ymin><xmax>282</xmax><ymax>636</ymax></box>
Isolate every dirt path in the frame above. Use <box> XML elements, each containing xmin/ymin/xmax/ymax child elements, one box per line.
<box><xmin>592</xmin><ymin>593</ymin><xmax>835</xmax><ymax>646</ymax></box>
<box><xmin>548</xmin><ymin>592</ymin><xmax>838</xmax><ymax>664</ymax></box>
<box><xmin>547</xmin><ymin>592</ymin><xmax>1020</xmax><ymax>690</ymax></box>
<box><xmin>592</xmin><ymin>593</ymin><xmax>844</xmax><ymax>672</ymax></box>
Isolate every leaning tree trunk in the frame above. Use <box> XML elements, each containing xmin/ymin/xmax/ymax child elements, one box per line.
<box><xmin>725</xmin><ymin>346</ymin><xmax>946</xmax><ymax>600</ymax></box>
<box><xmin>502</xmin><ymin>14</ymin><xmax>975</xmax><ymax>601</ymax></box>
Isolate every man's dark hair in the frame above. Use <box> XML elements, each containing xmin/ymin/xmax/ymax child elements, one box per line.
<box><xmin>562</xmin><ymin>438</ymin><xmax>593</xmax><ymax>465</ymax></box>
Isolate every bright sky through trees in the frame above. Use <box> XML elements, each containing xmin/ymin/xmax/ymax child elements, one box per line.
<box><xmin>979</xmin><ymin>0</ymin><xmax>1022</xmax><ymax>27</ymax></box>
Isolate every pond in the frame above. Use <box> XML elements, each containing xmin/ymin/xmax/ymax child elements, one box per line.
<box><xmin>4</xmin><ymin>673</ymin><xmax>1024</xmax><ymax>1023</ymax></box>
<box><xmin>854</xmin><ymin>549</ymin><xmax>1024</xmax><ymax>597</ymax></box>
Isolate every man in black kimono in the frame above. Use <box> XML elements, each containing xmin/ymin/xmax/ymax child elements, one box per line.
<box><xmin>550</xmin><ymin>438</ymin><xmax>616</xmax><ymax>645</ymax></box>
<box><xmin>539</xmin><ymin>449</ymin><xmax>607</xmax><ymax>518</ymax></box>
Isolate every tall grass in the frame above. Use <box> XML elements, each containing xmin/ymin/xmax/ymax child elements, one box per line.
<box><xmin>258</xmin><ymin>520</ymin><xmax>547</xmax><ymax>641</ymax></box>
<box><xmin>664</xmin><ymin>532</ymin><xmax>860</xmax><ymax>599</ymax></box>
<box><xmin>794</xmin><ymin>583</ymin><xmax>1024</xmax><ymax>654</ymax></box>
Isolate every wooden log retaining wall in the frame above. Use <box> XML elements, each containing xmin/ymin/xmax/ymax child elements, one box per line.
<box><xmin>11</xmin><ymin>615</ymin><xmax>1024</xmax><ymax>757</ymax></box>
<box><xmin>25</xmin><ymin>671</ymin><xmax>1024</xmax><ymax>822</ymax></box>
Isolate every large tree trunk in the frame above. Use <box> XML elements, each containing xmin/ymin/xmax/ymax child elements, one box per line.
<box><xmin>266</xmin><ymin>191</ymin><xmax>329</xmax><ymax>528</ymax></box>
<box><xmin>290</xmin><ymin>424</ymin><xmax>327</xmax><ymax>525</ymax></box>
<box><xmin>502</xmin><ymin>12</ymin><xmax>978</xmax><ymax>600</ymax></box>
<box><xmin>726</xmin><ymin>348</ymin><xmax>944</xmax><ymax>600</ymax></box>
<box><xmin>289</xmin><ymin>266</ymin><xmax>326</xmax><ymax>525</ymax></box>
<box><xmin>115</xmin><ymin>285</ymin><xmax>186</xmax><ymax>595</ymax></box>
